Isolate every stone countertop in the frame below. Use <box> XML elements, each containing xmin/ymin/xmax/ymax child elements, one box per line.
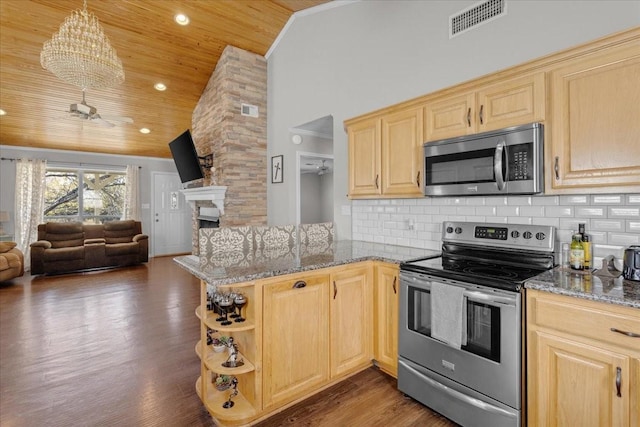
<box><xmin>174</xmin><ymin>240</ymin><xmax>440</xmax><ymax>287</ymax></box>
<box><xmin>525</xmin><ymin>267</ymin><xmax>640</xmax><ymax>309</ymax></box>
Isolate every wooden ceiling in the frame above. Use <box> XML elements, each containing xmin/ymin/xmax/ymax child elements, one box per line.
<box><xmin>0</xmin><ymin>0</ymin><xmax>329</xmax><ymax>159</ymax></box>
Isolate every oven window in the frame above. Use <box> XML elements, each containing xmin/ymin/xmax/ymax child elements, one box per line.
<box><xmin>462</xmin><ymin>300</ymin><xmax>501</xmax><ymax>363</ymax></box>
<box><xmin>426</xmin><ymin>148</ymin><xmax>495</xmax><ymax>185</ymax></box>
<box><xmin>407</xmin><ymin>286</ymin><xmax>501</xmax><ymax>363</ymax></box>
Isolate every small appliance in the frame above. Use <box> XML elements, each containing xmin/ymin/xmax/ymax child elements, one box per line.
<box><xmin>623</xmin><ymin>245</ymin><xmax>640</xmax><ymax>281</ymax></box>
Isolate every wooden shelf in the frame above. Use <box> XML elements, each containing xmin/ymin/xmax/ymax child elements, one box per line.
<box><xmin>196</xmin><ymin>306</ymin><xmax>255</xmax><ymax>332</ymax></box>
<box><xmin>196</xmin><ymin>376</ymin><xmax>257</xmax><ymax>423</ymax></box>
<box><xmin>195</xmin><ymin>341</ymin><xmax>255</xmax><ymax>375</ymax></box>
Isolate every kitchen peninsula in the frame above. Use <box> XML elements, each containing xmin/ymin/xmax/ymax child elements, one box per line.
<box><xmin>174</xmin><ymin>240</ymin><xmax>438</xmax><ymax>426</ymax></box>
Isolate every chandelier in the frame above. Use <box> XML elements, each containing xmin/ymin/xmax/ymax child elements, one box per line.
<box><xmin>40</xmin><ymin>0</ymin><xmax>124</xmax><ymax>90</ymax></box>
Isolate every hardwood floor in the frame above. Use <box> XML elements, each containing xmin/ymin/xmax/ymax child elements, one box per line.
<box><xmin>0</xmin><ymin>257</ymin><xmax>456</xmax><ymax>427</ymax></box>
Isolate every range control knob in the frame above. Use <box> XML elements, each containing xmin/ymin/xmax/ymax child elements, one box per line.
<box><xmin>536</xmin><ymin>232</ymin><xmax>546</xmax><ymax>240</ymax></box>
<box><xmin>511</xmin><ymin>231</ymin><xmax>520</xmax><ymax>238</ymax></box>
<box><xmin>523</xmin><ymin>231</ymin><xmax>533</xmax><ymax>239</ymax></box>
<box><xmin>455</xmin><ymin>227</ymin><xmax>462</xmax><ymax>234</ymax></box>
<box><xmin>446</xmin><ymin>226</ymin><xmax>454</xmax><ymax>234</ymax></box>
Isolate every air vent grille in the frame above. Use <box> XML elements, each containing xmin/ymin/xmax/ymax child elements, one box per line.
<box><xmin>450</xmin><ymin>0</ymin><xmax>506</xmax><ymax>38</ymax></box>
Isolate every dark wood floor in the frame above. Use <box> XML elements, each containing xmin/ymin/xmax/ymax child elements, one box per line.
<box><xmin>0</xmin><ymin>257</ymin><xmax>456</xmax><ymax>427</ymax></box>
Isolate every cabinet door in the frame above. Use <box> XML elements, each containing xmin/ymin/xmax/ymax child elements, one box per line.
<box><xmin>262</xmin><ymin>274</ymin><xmax>330</xmax><ymax>409</ymax></box>
<box><xmin>529</xmin><ymin>331</ymin><xmax>630</xmax><ymax>427</ymax></box>
<box><xmin>348</xmin><ymin>118</ymin><xmax>381</xmax><ymax>197</ymax></box>
<box><xmin>381</xmin><ymin>106</ymin><xmax>424</xmax><ymax>197</ymax></box>
<box><xmin>425</xmin><ymin>92</ymin><xmax>475</xmax><ymax>141</ymax></box>
<box><xmin>374</xmin><ymin>264</ymin><xmax>399</xmax><ymax>377</ymax></box>
<box><xmin>548</xmin><ymin>41</ymin><xmax>640</xmax><ymax>192</ymax></box>
<box><xmin>476</xmin><ymin>72</ymin><xmax>545</xmax><ymax>132</ymax></box>
<box><xmin>329</xmin><ymin>264</ymin><xmax>373</xmax><ymax>379</ymax></box>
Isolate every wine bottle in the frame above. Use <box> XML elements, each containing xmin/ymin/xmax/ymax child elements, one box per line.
<box><xmin>579</xmin><ymin>223</ymin><xmax>592</xmax><ymax>270</ymax></box>
<box><xmin>570</xmin><ymin>232</ymin><xmax>584</xmax><ymax>271</ymax></box>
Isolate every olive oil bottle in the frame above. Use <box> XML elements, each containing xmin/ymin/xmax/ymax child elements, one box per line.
<box><xmin>578</xmin><ymin>223</ymin><xmax>592</xmax><ymax>270</ymax></box>
<box><xmin>570</xmin><ymin>232</ymin><xmax>584</xmax><ymax>270</ymax></box>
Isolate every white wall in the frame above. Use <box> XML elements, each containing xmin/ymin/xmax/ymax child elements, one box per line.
<box><xmin>267</xmin><ymin>0</ymin><xmax>640</xmax><ymax>239</ymax></box>
<box><xmin>300</xmin><ymin>173</ymin><xmax>323</xmax><ymax>223</ymax></box>
<box><xmin>0</xmin><ymin>145</ymin><xmax>178</xmax><ymax>244</ymax></box>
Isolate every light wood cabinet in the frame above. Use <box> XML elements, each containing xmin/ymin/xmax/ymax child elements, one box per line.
<box><xmin>347</xmin><ymin>106</ymin><xmax>423</xmax><ymax>199</ymax></box>
<box><xmin>527</xmin><ymin>289</ymin><xmax>640</xmax><ymax>427</ymax></box>
<box><xmin>373</xmin><ymin>263</ymin><xmax>399</xmax><ymax>377</ymax></box>
<box><xmin>262</xmin><ymin>273</ymin><xmax>330</xmax><ymax>410</ymax></box>
<box><xmin>329</xmin><ymin>263</ymin><xmax>374</xmax><ymax>379</ymax></box>
<box><xmin>425</xmin><ymin>72</ymin><xmax>545</xmax><ymax>142</ymax></box>
<box><xmin>547</xmin><ymin>39</ymin><xmax>640</xmax><ymax>193</ymax></box>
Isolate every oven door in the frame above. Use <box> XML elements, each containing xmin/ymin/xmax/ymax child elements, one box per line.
<box><xmin>398</xmin><ymin>271</ymin><xmax>521</xmax><ymax>409</ymax></box>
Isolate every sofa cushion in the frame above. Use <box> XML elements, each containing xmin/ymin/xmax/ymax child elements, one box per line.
<box><xmin>43</xmin><ymin>246</ymin><xmax>85</xmax><ymax>262</ymax></box>
<box><xmin>105</xmin><ymin>242</ymin><xmax>139</xmax><ymax>257</ymax></box>
<box><xmin>0</xmin><ymin>241</ymin><xmax>17</xmax><ymax>253</ymax></box>
<box><xmin>104</xmin><ymin>220</ymin><xmax>137</xmax><ymax>244</ymax></box>
<box><xmin>43</xmin><ymin>222</ymin><xmax>85</xmax><ymax>248</ymax></box>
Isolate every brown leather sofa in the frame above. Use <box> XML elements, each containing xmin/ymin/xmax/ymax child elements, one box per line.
<box><xmin>30</xmin><ymin>220</ymin><xmax>148</xmax><ymax>275</ymax></box>
<box><xmin>0</xmin><ymin>242</ymin><xmax>24</xmax><ymax>282</ymax></box>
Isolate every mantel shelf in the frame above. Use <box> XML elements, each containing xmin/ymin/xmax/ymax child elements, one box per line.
<box><xmin>180</xmin><ymin>186</ymin><xmax>227</xmax><ymax>214</ymax></box>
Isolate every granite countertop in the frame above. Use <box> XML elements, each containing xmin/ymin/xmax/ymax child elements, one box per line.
<box><xmin>525</xmin><ymin>267</ymin><xmax>640</xmax><ymax>309</ymax></box>
<box><xmin>174</xmin><ymin>240</ymin><xmax>440</xmax><ymax>287</ymax></box>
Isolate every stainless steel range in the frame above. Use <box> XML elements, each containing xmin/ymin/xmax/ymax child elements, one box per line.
<box><xmin>398</xmin><ymin>221</ymin><xmax>556</xmax><ymax>427</ymax></box>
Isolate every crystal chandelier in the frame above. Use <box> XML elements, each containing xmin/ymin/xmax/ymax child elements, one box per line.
<box><xmin>40</xmin><ymin>0</ymin><xmax>124</xmax><ymax>90</ymax></box>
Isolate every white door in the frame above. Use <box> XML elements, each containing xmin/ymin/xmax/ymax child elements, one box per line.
<box><xmin>152</xmin><ymin>172</ymin><xmax>192</xmax><ymax>256</ymax></box>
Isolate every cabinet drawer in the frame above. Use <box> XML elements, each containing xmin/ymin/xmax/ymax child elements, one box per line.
<box><xmin>528</xmin><ymin>290</ymin><xmax>640</xmax><ymax>351</ymax></box>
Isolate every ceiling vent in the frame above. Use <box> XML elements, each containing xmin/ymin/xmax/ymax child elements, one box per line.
<box><xmin>450</xmin><ymin>0</ymin><xmax>506</xmax><ymax>38</ymax></box>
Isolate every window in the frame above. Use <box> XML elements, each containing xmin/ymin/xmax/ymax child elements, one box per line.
<box><xmin>44</xmin><ymin>167</ymin><xmax>126</xmax><ymax>224</ymax></box>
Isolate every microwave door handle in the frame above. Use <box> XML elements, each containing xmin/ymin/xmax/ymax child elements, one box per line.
<box><xmin>493</xmin><ymin>140</ymin><xmax>507</xmax><ymax>191</ymax></box>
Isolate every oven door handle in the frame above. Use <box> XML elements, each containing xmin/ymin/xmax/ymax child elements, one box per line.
<box><xmin>399</xmin><ymin>359</ymin><xmax>518</xmax><ymax>419</ymax></box>
<box><xmin>464</xmin><ymin>290</ymin><xmax>517</xmax><ymax>306</ymax></box>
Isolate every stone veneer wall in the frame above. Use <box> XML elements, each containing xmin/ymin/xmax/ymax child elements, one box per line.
<box><xmin>190</xmin><ymin>46</ymin><xmax>267</xmax><ymax>252</ymax></box>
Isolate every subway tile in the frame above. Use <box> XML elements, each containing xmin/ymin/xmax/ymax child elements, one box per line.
<box><xmin>497</xmin><ymin>206</ymin><xmax>520</xmax><ymax>216</ymax></box>
<box><xmin>546</xmin><ymin>206</ymin><xmax>574</xmax><ymax>217</ymax></box>
<box><xmin>452</xmin><ymin>198</ymin><xmax>466</xmax><ymax>205</ymax></box>
<box><xmin>465</xmin><ymin>197</ymin><xmax>486</xmax><ymax>206</ymax></box>
<box><xmin>520</xmin><ymin>206</ymin><xmax>545</xmax><ymax>217</ymax></box>
<box><xmin>560</xmin><ymin>195</ymin><xmax>589</xmax><ymax>205</ymax></box>
<box><xmin>608</xmin><ymin>207</ymin><xmax>640</xmax><ymax>219</ymax></box>
<box><xmin>532</xmin><ymin>217</ymin><xmax>560</xmax><ymax>227</ymax></box>
<box><xmin>384</xmin><ymin>236</ymin><xmax>397</xmax><ymax>245</ymax></box>
<box><xmin>397</xmin><ymin>206</ymin><xmax>411</xmax><ymax>214</ymax></box>
<box><xmin>591</xmin><ymin>219</ymin><xmax>624</xmax><ymax>232</ymax></box>
<box><xmin>627</xmin><ymin>194</ymin><xmax>640</xmax><ymax>204</ymax></box>
<box><xmin>379</xmin><ymin>200</ymin><xmax>391</xmax><ymax>205</ymax></box>
<box><xmin>456</xmin><ymin>206</ymin><xmax>476</xmax><ymax>216</ymax></box>
<box><xmin>532</xmin><ymin>195</ymin><xmax>559</xmax><ymax>206</ymax></box>
<box><xmin>465</xmin><ymin>216</ymin><xmax>487</xmax><ymax>222</ymax></box>
<box><xmin>485</xmin><ymin>196</ymin><xmax>508</xmax><ymax>206</ymax></box>
<box><xmin>627</xmin><ymin>221</ymin><xmax>640</xmax><ymax>233</ymax></box>
<box><xmin>557</xmin><ymin>230</ymin><xmax>574</xmax><ymax>244</ymax></box>
<box><xmin>439</xmin><ymin>206</ymin><xmax>458</xmax><ymax>215</ymax></box>
<box><xmin>593</xmin><ymin>244</ymin><xmax>626</xmax><ymax>259</ymax></box>
<box><xmin>608</xmin><ymin>233</ymin><xmax>640</xmax><ymax>246</ymax></box>
<box><xmin>507</xmin><ymin>196</ymin><xmax>531</xmax><ymax>206</ymax></box>
<box><xmin>492</xmin><ymin>217</ymin><xmax>508</xmax><ymax>224</ymax></box>
<box><xmin>476</xmin><ymin>206</ymin><xmax>497</xmax><ymax>216</ymax></box>
<box><xmin>585</xmin><ymin>231</ymin><xmax>607</xmax><ymax>244</ymax></box>
<box><xmin>384</xmin><ymin>206</ymin><xmax>397</xmax><ymax>213</ymax></box>
<box><xmin>402</xmin><ymin>199</ymin><xmax>417</xmax><ymax>206</ymax></box>
<box><xmin>508</xmin><ymin>217</ymin><xmax>532</xmax><ymax>225</ymax></box>
<box><xmin>591</xmin><ymin>195</ymin><xmax>622</xmax><ymax>205</ymax></box>
<box><xmin>575</xmin><ymin>207</ymin><xmax>605</xmax><ymax>218</ymax></box>
<box><xmin>559</xmin><ymin>218</ymin><xmax>582</xmax><ymax>231</ymax></box>
<box><xmin>410</xmin><ymin>206</ymin><xmax>425</xmax><ymax>214</ymax></box>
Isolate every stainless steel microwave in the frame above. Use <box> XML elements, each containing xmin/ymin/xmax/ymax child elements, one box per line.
<box><xmin>423</xmin><ymin>123</ymin><xmax>544</xmax><ymax>196</ymax></box>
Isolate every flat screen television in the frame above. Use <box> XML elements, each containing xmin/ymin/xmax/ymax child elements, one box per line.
<box><xmin>168</xmin><ymin>129</ymin><xmax>204</xmax><ymax>184</ymax></box>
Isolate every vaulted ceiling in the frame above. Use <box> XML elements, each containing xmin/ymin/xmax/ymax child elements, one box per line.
<box><xmin>0</xmin><ymin>0</ymin><xmax>330</xmax><ymax>159</ymax></box>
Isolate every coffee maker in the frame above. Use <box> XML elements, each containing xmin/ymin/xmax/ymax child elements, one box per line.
<box><xmin>623</xmin><ymin>246</ymin><xmax>640</xmax><ymax>281</ymax></box>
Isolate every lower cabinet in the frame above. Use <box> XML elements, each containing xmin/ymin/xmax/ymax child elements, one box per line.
<box><xmin>262</xmin><ymin>272</ymin><xmax>330</xmax><ymax>410</ymax></box>
<box><xmin>329</xmin><ymin>264</ymin><xmax>374</xmax><ymax>379</ymax></box>
<box><xmin>374</xmin><ymin>263</ymin><xmax>399</xmax><ymax>377</ymax></box>
<box><xmin>527</xmin><ymin>289</ymin><xmax>640</xmax><ymax>427</ymax></box>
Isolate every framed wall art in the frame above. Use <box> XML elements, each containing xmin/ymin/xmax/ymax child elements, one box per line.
<box><xmin>271</xmin><ymin>155</ymin><xmax>283</xmax><ymax>183</ymax></box>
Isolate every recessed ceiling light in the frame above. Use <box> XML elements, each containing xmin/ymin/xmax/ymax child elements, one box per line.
<box><xmin>175</xmin><ymin>14</ymin><xmax>189</xmax><ymax>25</ymax></box>
<box><xmin>0</xmin><ymin>109</ymin><xmax>6</xmax><ymax>116</ymax></box>
<box><xmin>154</xmin><ymin>83</ymin><xmax>167</xmax><ymax>91</ymax></box>
<box><xmin>139</xmin><ymin>128</ymin><xmax>151</xmax><ymax>134</ymax></box>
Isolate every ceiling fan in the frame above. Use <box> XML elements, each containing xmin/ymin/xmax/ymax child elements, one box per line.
<box><xmin>317</xmin><ymin>160</ymin><xmax>330</xmax><ymax>176</ymax></box>
<box><xmin>66</xmin><ymin>90</ymin><xmax>133</xmax><ymax>128</ymax></box>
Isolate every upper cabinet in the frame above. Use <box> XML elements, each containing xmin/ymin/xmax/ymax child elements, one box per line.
<box><xmin>425</xmin><ymin>72</ymin><xmax>545</xmax><ymax>142</ymax></box>
<box><xmin>347</xmin><ymin>105</ymin><xmax>424</xmax><ymax>199</ymax></box>
<box><xmin>546</xmin><ymin>37</ymin><xmax>640</xmax><ymax>193</ymax></box>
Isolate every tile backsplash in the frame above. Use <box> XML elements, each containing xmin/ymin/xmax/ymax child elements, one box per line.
<box><xmin>352</xmin><ymin>193</ymin><xmax>640</xmax><ymax>268</ymax></box>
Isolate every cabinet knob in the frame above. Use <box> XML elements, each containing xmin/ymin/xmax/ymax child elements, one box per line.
<box><xmin>375</xmin><ymin>174</ymin><xmax>379</xmax><ymax>189</ymax></box>
<box><xmin>479</xmin><ymin>104</ymin><xmax>484</xmax><ymax>125</ymax></box>
<box><xmin>333</xmin><ymin>281</ymin><xmax>337</xmax><ymax>299</ymax></box>
<box><xmin>392</xmin><ymin>276</ymin><xmax>397</xmax><ymax>294</ymax></box>
<box><xmin>610</xmin><ymin>327</ymin><xmax>640</xmax><ymax>338</ymax></box>
<box><xmin>466</xmin><ymin>108</ymin><xmax>471</xmax><ymax>127</ymax></box>
<box><xmin>292</xmin><ymin>280</ymin><xmax>306</xmax><ymax>289</ymax></box>
<box><xmin>554</xmin><ymin>157</ymin><xmax>560</xmax><ymax>180</ymax></box>
<box><xmin>416</xmin><ymin>171</ymin><xmax>420</xmax><ymax>187</ymax></box>
<box><xmin>616</xmin><ymin>367</ymin><xmax>622</xmax><ymax>397</ymax></box>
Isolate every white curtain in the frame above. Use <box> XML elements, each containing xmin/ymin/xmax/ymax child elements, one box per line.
<box><xmin>124</xmin><ymin>164</ymin><xmax>141</xmax><ymax>220</ymax></box>
<box><xmin>15</xmin><ymin>158</ymin><xmax>47</xmax><ymax>271</ymax></box>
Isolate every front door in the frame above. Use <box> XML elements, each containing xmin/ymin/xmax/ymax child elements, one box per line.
<box><xmin>152</xmin><ymin>172</ymin><xmax>192</xmax><ymax>256</ymax></box>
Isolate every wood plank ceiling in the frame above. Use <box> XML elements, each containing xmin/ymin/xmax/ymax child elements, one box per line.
<box><xmin>0</xmin><ymin>0</ymin><xmax>329</xmax><ymax>158</ymax></box>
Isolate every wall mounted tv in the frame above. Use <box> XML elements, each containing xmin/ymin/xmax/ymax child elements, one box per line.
<box><xmin>168</xmin><ymin>129</ymin><xmax>205</xmax><ymax>184</ymax></box>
